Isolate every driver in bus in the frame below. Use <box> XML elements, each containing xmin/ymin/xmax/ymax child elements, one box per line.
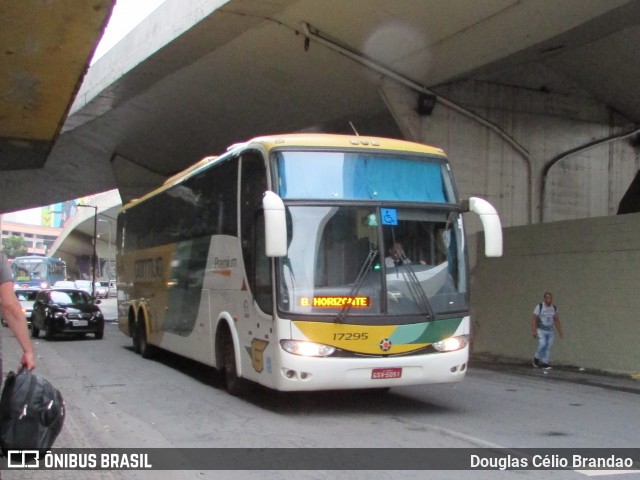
<box><xmin>385</xmin><ymin>242</ymin><xmax>409</xmax><ymax>267</ymax></box>
<box><xmin>385</xmin><ymin>241</ymin><xmax>428</xmax><ymax>267</ymax></box>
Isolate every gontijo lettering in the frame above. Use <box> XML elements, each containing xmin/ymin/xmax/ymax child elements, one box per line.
<box><xmin>299</xmin><ymin>296</ymin><xmax>370</xmax><ymax>308</ymax></box>
<box><xmin>134</xmin><ymin>257</ymin><xmax>163</xmax><ymax>279</ymax></box>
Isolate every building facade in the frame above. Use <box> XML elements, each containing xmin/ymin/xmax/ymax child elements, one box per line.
<box><xmin>0</xmin><ymin>219</ymin><xmax>62</xmax><ymax>256</ymax></box>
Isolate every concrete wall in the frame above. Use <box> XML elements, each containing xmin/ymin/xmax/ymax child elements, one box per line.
<box><xmin>381</xmin><ymin>77</ymin><xmax>640</xmax><ymax>232</ymax></box>
<box><xmin>470</xmin><ymin>213</ymin><xmax>640</xmax><ymax>374</ymax></box>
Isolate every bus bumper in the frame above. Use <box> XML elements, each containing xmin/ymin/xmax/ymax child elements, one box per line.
<box><xmin>271</xmin><ymin>346</ymin><xmax>469</xmax><ymax>392</ymax></box>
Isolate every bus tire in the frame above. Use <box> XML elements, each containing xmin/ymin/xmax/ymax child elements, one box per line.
<box><xmin>130</xmin><ymin>311</ymin><xmax>141</xmax><ymax>353</ymax></box>
<box><xmin>221</xmin><ymin>329</ymin><xmax>249</xmax><ymax>396</ymax></box>
<box><xmin>137</xmin><ymin>315</ymin><xmax>155</xmax><ymax>359</ymax></box>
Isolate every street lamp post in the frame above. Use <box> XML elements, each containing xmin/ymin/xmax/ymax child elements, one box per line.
<box><xmin>98</xmin><ymin>218</ymin><xmax>113</xmax><ymax>281</ymax></box>
<box><xmin>78</xmin><ymin>205</ymin><xmax>97</xmax><ymax>298</ymax></box>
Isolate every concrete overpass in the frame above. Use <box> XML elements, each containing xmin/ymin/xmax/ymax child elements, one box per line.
<box><xmin>0</xmin><ymin>0</ymin><xmax>114</xmax><ymax>174</ymax></box>
<box><xmin>47</xmin><ymin>190</ymin><xmax>121</xmax><ymax>281</ymax></box>
<box><xmin>2</xmin><ymin>0</ymin><xmax>640</xmax><ymax>229</ymax></box>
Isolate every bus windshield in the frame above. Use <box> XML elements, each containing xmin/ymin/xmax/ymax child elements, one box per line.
<box><xmin>275</xmin><ymin>151</ymin><xmax>455</xmax><ymax>203</ymax></box>
<box><xmin>12</xmin><ymin>257</ymin><xmax>49</xmax><ymax>282</ymax></box>
<box><xmin>11</xmin><ymin>256</ymin><xmax>66</xmax><ymax>288</ymax></box>
<box><xmin>277</xmin><ymin>205</ymin><xmax>467</xmax><ymax>323</ymax></box>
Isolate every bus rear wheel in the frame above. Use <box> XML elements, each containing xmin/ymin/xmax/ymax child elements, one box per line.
<box><xmin>135</xmin><ymin>317</ymin><xmax>154</xmax><ymax>359</ymax></box>
<box><xmin>131</xmin><ymin>318</ymin><xmax>141</xmax><ymax>353</ymax></box>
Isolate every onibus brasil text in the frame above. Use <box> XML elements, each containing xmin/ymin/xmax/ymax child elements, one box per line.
<box><xmin>7</xmin><ymin>450</ymin><xmax>152</xmax><ymax>469</ymax></box>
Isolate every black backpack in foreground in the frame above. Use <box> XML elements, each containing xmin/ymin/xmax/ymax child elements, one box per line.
<box><xmin>0</xmin><ymin>368</ymin><xmax>65</xmax><ymax>455</ymax></box>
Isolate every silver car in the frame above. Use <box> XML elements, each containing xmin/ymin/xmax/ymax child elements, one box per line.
<box><xmin>73</xmin><ymin>280</ymin><xmax>93</xmax><ymax>295</ymax></box>
<box><xmin>94</xmin><ymin>282</ymin><xmax>109</xmax><ymax>299</ymax></box>
<box><xmin>1</xmin><ymin>288</ymin><xmax>39</xmax><ymax>326</ymax></box>
<box><xmin>72</xmin><ymin>280</ymin><xmax>108</xmax><ymax>298</ymax></box>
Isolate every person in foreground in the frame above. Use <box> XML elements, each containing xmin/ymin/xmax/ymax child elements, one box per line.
<box><xmin>0</xmin><ymin>251</ymin><xmax>37</xmax><ymax>378</ymax></box>
<box><xmin>531</xmin><ymin>291</ymin><xmax>564</xmax><ymax>370</ymax></box>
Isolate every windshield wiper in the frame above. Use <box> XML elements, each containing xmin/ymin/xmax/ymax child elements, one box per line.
<box><xmin>335</xmin><ymin>249</ymin><xmax>378</xmax><ymax>324</ymax></box>
<box><xmin>394</xmin><ymin>252</ymin><xmax>435</xmax><ymax>320</ymax></box>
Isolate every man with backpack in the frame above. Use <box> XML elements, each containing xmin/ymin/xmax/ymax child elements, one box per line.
<box><xmin>531</xmin><ymin>292</ymin><xmax>564</xmax><ymax>369</ymax></box>
<box><xmin>0</xmin><ymin>253</ymin><xmax>65</xmax><ymax>461</ymax></box>
<box><xmin>0</xmin><ymin>251</ymin><xmax>36</xmax><ymax>379</ymax></box>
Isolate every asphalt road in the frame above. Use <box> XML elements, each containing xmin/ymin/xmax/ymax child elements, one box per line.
<box><xmin>1</xmin><ymin>302</ymin><xmax>639</xmax><ymax>480</ymax></box>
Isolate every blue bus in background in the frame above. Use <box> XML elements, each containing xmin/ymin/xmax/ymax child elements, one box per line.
<box><xmin>11</xmin><ymin>256</ymin><xmax>67</xmax><ymax>289</ymax></box>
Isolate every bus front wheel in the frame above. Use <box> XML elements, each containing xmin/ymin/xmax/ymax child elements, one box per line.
<box><xmin>222</xmin><ymin>331</ymin><xmax>249</xmax><ymax>396</ymax></box>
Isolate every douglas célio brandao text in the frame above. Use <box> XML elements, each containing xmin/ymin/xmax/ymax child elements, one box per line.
<box><xmin>470</xmin><ymin>453</ymin><xmax>635</xmax><ymax>470</ymax></box>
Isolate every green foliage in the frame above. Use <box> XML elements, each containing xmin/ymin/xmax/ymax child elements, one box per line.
<box><xmin>2</xmin><ymin>235</ymin><xmax>29</xmax><ymax>258</ymax></box>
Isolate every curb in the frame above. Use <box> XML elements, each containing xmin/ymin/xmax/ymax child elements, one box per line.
<box><xmin>469</xmin><ymin>356</ymin><xmax>640</xmax><ymax>395</ymax></box>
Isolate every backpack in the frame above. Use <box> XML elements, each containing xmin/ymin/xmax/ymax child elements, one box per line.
<box><xmin>0</xmin><ymin>368</ymin><xmax>65</xmax><ymax>455</ymax></box>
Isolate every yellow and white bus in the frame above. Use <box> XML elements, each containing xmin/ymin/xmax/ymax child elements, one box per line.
<box><xmin>117</xmin><ymin>134</ymin><xmax>502</xmax><ymax>394</ymax></box>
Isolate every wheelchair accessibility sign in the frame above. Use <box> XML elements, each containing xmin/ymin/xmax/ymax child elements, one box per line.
<box><xmin>381</xmin><ymin>208</ymin><xmax>398</xmax><ymax>225</ymax></box>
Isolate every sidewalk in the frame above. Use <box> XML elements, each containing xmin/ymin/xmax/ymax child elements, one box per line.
<box><xmin>470</xmin><ymin>354</ymin><xmax>640</xmax><ymax>395</ymax></box>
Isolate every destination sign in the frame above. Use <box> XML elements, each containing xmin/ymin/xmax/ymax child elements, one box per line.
<box><xmin>299</xmin><ymin>296</ymin><xmax>370</xmax><ymax>308</ymax></box>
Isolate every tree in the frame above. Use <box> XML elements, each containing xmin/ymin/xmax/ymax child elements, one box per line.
<box><xmin>2</xmin><ymin>235</ymin><xmax>29</xmax><ymax>258</ymax></box>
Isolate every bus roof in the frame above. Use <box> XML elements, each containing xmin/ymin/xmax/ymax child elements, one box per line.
<box><xmin>12</xmin><ymin>255</ymin><xmax>64</xmax><ymax>262</ymax></box>
<box><xmin>245</xmin><ymin>133</ymin><xmax>446</xmax><ymax>156</ymax></box>
<box><xmin>123</xmin><ymin>134</ymin><xmax>447</xmax><ymax>211</ymax></box>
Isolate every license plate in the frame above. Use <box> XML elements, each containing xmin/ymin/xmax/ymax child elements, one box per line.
<box><xmin>73</xmin><ymin>320</ymin><xmax>88</xmax><ymax>327</ymax></box>
<box><xmin>371</xmin><ymin>367</ymin><xmax>402</xmax><ymax>379</ymax></box>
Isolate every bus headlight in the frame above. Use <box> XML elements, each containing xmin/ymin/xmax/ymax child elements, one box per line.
<box><xmin>432</xmin><ymin>335</ymin><xmax>468</xmax><ymax>352</ymax></box>
<box><xmin>280</xmin><ymin>340</ymin><xmax>335</xmax><ymax>357</ymax></box>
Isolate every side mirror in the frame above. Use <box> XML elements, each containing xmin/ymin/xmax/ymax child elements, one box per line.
<box><xmin>262</xmin><ymin>191</ymin><xmax>287</xmax><ymax>257</ymax></box>
<box><xmin>464</xmin><ymin>197</ymin><xmax>503</xmax><ymax>257</ymax></box>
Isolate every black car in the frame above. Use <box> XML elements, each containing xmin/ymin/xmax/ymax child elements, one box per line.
<box><xmin>31</xmin><ymin>289</ymin><xmax>104</xmax><ymax>340</ymax></box>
